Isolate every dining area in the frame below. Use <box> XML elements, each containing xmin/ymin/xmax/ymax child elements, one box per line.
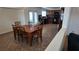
<box><xmin>0</xmin><ymin>7</ymin><xmax>62</xmax><ymax>50</ymax></box>
<box><xmin>0</xmin><ymin>22</ymin><xmax>57</xmax><ymax>51</ymax></box>
<box><xmin>12</xmin><ymin>21</ymin><xmax>43</xmax><ymax>47</ymax></box>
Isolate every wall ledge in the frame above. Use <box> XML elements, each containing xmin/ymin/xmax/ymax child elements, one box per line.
<box><xmin>45</xmin><ymin>28</ymin><xmax>66</xmax><ymax>51</ymax></box>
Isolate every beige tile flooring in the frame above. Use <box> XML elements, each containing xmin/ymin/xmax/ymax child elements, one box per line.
<box><xmin>0</xmin><ymin>24</ymin><xmax>58</xmax><ymax>51</ymax></box>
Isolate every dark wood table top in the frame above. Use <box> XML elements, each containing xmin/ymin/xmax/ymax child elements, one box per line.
<box><xmin>22</xmin><ymin>25</ymin><xmax>42</xmax><ymax>33</ymax></box>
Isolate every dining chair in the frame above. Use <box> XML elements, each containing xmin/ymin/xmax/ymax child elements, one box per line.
<box><xmin>12</xmin><ymin>25</ymin><xmax>28</xmax><ymax>42</ymax></box>
<box><xmin>33</xmin><ymin>25</ymin><xmax>43</xmax><ymax>44</ymax></box>
<box><xmin>19</xmin><ymin>27</ymin><xmax>28</xmax><ymax>42</ymax></box>
<box><xmin>12</xmin><ymin>25</ymin><xmax>22</xmax><ymax>41</ymax></box>
<box><xmin>37</xmin><ymin>25</ymin><xmax>43</xmax><ymax>42</ymax></box>
<box><xmin>12</xmin><ymin>25</ymin><xmax>17</xmax><ymax>40</ymax></box>
<box><xmin>12</xmin><ymin>21</ymin><xmax>21</xmax><ymax>40</ymax></box>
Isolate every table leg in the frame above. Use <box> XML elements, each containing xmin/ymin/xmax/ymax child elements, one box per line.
<box><xmin>28</xmin><ymin>33</ymin><xmax>32</xmax><ymax>46</ymax></box>
<box><xmin>40</xmin><ymin>35</ymin><xmax>42</xmax><ymax>42</ymax></box>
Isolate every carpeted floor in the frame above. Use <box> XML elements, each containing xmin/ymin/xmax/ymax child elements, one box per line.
<box><xmin>0</xmin><ymin>24</ymin><xmax>58</xmax><ymax>51</ymax></box>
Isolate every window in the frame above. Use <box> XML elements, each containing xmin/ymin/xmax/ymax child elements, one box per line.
<box><xmin>42</xmin><ymin>11</ymin><xmax>46</xmax><ymax>16</ymax></box>
<box><xmin>34</xmin><ymin>12</ymin><xmax>38</xmax><ymax>24</ymax></box>
<box><xmin>29</xmin><ymin>11</ymin><xmax>38</xmax><ymax>24</ymax></box>
<box><xmin>29</xmin><ymin>12</ymin><xmax>33</xmax><ymax>23</ymax></box>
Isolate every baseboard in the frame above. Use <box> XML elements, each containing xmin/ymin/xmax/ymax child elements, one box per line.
<box><xmin>0</xmin><ymin>31</ymin><xmax>13</xmax><ymax>35</ymax></box>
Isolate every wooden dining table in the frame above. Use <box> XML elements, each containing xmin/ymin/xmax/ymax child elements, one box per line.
<box><xmin>22</xmin><ymin>25</ymin><xmax>42</xmax><ymax>46</ymax></box>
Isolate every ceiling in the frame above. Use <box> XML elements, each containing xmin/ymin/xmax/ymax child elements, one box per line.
<box><xmin>42</xmin><ymin>7</ymin><xmax>61</xmax><ymax>10</ymax></box>
<box><xmin>0</xmin><ymin>7</ymin><xmax>61</xmax><ymax>10</ymax></box>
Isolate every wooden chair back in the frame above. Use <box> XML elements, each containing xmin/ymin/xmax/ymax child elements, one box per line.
<box><xmin>14</xmin><ymin>21</ymin><xmax>21</xmax><ymax>26</ymax></box>
<box><xmin>12</xmin><ymin>25</ymin><xmax>24</xmax><ymax>40</ymax></box>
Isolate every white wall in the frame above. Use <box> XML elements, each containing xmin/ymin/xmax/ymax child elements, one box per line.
<box><xmin>62</xmin><ymin>7</ymin><xmax>71</xmax><ymax>29</ymax></box>
<box><xmin>0</xmin><ymin>8</ymin><xmax>19</xmax><ymax>34</ymax></box>
<box><xmin>67</xmin><ymin>7</ymin><xmax>79</xmax><ymax>34</ymax></box>
<box><xmin>18</xmin><ymin>9</ymin><xmax>26</xmax><ymax>25</ymax></box>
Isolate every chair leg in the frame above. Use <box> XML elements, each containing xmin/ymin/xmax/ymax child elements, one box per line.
<box><xmin>14</xmin><ymin>32</ymin><xmax>16</xmax><ymax>40</ymax></box>
<box><xmin>18</xmin><ymin>36</ymin><xmax>20</xmax><ymax>41</ymax></box>
<box><xmin>21</xmin><ymin>35</ymin><xmax>23</xmax><ymax>42</ymax></box>
<box><xmin>14</xmin><ymin>34</ymin><xmax>16</xmax><ymax>40</ymax></box>
<box><xmin>40</xmin><ymin>36</ymin><xmax>42</xmax><ymax>42</ymax></box>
